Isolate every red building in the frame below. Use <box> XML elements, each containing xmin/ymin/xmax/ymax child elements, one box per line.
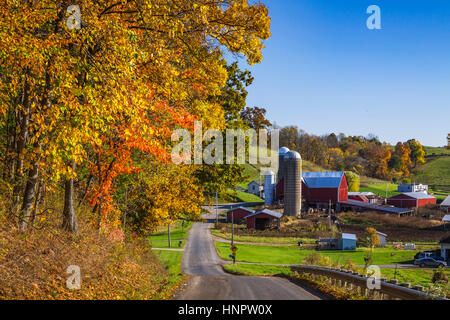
<box><xmin>275</xmin><ymin>171</ymin><xmax>349</xmax><ymax>207</ymax></box>
<box><xmin>387</xmin><ymin>192</ymin><xmax>436</xmax><ymax>208</ymax></box>
<box><xmin>226</xmin><ymin>207</ymin><xmax>254</xmax><ymax>223</ymax></box>
<box><xmin>301</xmin><ymin>171</ymin><xmax>348</xmax><ymax>206</ymax></box>
<box><xmin>245</xmin><ymin>209</ymin><xmax>283</xmax><ymax>230</ymax></box>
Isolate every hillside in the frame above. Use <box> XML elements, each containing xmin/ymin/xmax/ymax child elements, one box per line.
<box><xmin>413</xmin><ymin>146</ymin><xmax>450</xmax><ymax>193</ymax></box>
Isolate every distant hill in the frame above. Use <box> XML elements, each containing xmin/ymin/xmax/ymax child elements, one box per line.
<box><xmin>412</xmin><ymin>146</ymin><xmax>450</xmax><ymax>193</ymax></box>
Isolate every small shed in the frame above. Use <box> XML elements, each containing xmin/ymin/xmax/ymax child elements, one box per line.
<box><xmin>245</xmin><ymin>209</ymin><xmax>282</xmax><ymax>230</ymax></box>
<box><xmin>376</xmin><ymin>231</ymin><xmax>387</xmax><ymax>248</ymax></box>
<box><xmin>440</xmin><ymin>236</ymin><xmax>450</xmax><ymax>262</ymax></box>
<box><xmin>340</xmin><ymin>233</ymin><xmax>357</xmax><ymax>250</ymax></box>
<box><xmin>318</xmin><ymin>233</ymin><xmax>357</xmax><ymax>251</ymax></box>
<box><xmin>226</xmin><ymin>207</ymin><xmax>254</xmax><ymax>223</ymax></box>
<box><xmin>441</xmin><ymin>196</ymin><xmax>450</xmax><ymax>213</ymax></box>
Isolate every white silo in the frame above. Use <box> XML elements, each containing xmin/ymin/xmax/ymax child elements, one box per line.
<box><xmin>264</xmin><ymin>171</ymin><xmax>276</xmax><ymax>205</ymax></box>
<box><xmin>283</xmin><ymin>151</ymin><xmax>302</xmax><ymax>217</ymax></box>
<box><xmin>278</xmin><ymin>147</ymin><xmax>290</xmax><ymax>183</ymax></box>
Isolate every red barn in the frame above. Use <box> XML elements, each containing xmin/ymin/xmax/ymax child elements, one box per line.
<box><xmin>387</xmin><ymin>192</ymin><xmax>436</xmax><ymax>208</ymax></box>
<box><xmin>226</xmin><ymin>207</ymin><xmax>254</xmax><ymax>223</ymax></box>
<box><xmin>245</xmin><ymin>209</ymin><xmax>283</xmax><ymax>230</ymax></box>
<box><xmin>302</xmin><ymin>171</ymin><xmax>348</xmax><ymax>206</ymax></box>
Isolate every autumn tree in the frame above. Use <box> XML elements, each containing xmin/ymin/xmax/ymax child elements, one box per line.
<box><xmin>365</xmin><ymin>227</ymin><xmax>381</xmax><ymax>251</ymax></box>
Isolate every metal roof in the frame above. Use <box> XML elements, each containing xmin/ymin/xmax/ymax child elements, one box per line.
<box><xmin>342</xmin><ymin>233</ymin><xmax>357</xmax><ymax>240</ymax></box>
<box><xmin>226</xmin><ymin>207</ymin><xmax>255</xmax><ymax>214</ymax></box>
<box><xmin>302</xmin><ymin>171</ymin><xmax>345</xmax><ymax>189</ymax></box>
<box><xmin>441</xmin><ymin>196</ymin><xmax>450</xmax><ymax>207</ymax></box>
<box><xmin>391</xmin><ymin>192</ymin><xmax>436</xmax><ymax>200</ymax></box>
<box><xmin>340</xmin><ymin>199</ymin><xmax>412</xmax><ymax>215</ymax></box>
<box><xmin>348</xmin><ymin>192</ymin><xmax>375</xmax><ymax>196</ymax></box>
<box><xmin>244</xmin><ymin>209</ymin><xmax>283</xmax><ymax>219</ymax></box>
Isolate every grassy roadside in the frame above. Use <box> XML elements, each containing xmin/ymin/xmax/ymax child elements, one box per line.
<box><xmin>215</xmin><ymin>242</ymin><xmax>421</xmax><ymax>265</ymax></box>
<box><xmin>152</xmin><ymin>250</ymin><xmax>186</xmax><ymax>299</ymax></box>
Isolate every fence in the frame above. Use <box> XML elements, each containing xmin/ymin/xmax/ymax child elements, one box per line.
<box><xmin>292</xmin><ymin>265</ymin><xmax>448</xmax><ymax>300</ymax></box>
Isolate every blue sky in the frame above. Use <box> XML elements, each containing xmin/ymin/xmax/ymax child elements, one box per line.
<box><xmin>235</xmin><ymin>0</ymin><xmax>450</xmax><ymax>147</ymax></box>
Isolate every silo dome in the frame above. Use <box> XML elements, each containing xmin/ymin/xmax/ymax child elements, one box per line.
<box><xmin>279</xmin><ymin>147</ymin><xmax>290</xmax><ymax>155</ymax></box>
<box><xmin>285</xmin><ymin>151</ymin><xmax>301</xmax><ymax>159</ymax></box>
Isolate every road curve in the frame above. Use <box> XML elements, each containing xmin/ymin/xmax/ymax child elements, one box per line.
<box><xmin>176</xmin><ymin>207</ymin><xmax>323</xmax><ymax>300</ymax></box>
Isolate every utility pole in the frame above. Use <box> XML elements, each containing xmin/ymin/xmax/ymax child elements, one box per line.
<box><xmin>215</xmin><ymin>192</ymin><xmax>219</xmax><ymax>224</ymax></box>
<box><xmin>231</xmin><ymin>211</ymin><xmax>234</xmax><ymax>246</ymax></box>
<box><xmin>168</xmin><ymin>224</ymin><xmax>171</xmax><ymax>248</ymax></box>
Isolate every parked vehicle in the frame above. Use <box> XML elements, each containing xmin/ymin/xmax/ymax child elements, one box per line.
<box><xmin>414</xmin><ymin>257</ymin><xmax>447</xmax><ymax>268</ymax></box>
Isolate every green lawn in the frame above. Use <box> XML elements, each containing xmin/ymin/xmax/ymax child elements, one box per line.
<box><xmin>215</xmin><ymin>242</ymin><xmax>418</xmax><ymax>265</ymax></box>
<box><xmin>150</xmin><ymin>220</ymin><xmax>192</xmax><ymax>248</ymax></box>
<box><xmin>379</xmin><ymin>268</ymin><xmax>450</xmax><ymax>288</ymax></box>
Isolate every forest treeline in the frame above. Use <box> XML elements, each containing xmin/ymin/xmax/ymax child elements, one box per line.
<box><xmin>277</xmin><ymin>126</ymin><xmax>426</xmax><ymax>183</ymax></box>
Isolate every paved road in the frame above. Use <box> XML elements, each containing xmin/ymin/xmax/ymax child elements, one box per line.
<box><xmin>176</xmin><ymin>206</ymin><xmax>322</xmax><ymax>300</ymax></box>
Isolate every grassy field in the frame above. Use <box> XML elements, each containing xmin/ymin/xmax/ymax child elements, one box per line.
<box><xmin>423</xmin><ymin>146</ymin><xmax>450</xmax><ymax>156</ymax></box>
<box><xmin>359</xmin><ymin>182</ymin><xmax>399</xmax><ymax>197</ymax></box>
<box><xmin>150</xmin><ymin>220</ymin><xmax>192</xmax><ymax>248</ymax></box>
<box><xmin>215</xmin><ymin>242</ymin><xmax>421</xmax><ymax>265</ymax></box>
<box><xmin>413</xmin><ymin>157</ymin><xmax>450</xmax><ymax>187</ymax></box>
<box><xmin>211</xmin><ymin>229</ymin><xmax>315</xmax><ymax>244</ymax></box>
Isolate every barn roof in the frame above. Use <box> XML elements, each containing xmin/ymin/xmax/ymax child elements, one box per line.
<box><xmin>302</xmin><ymin>171</ymin><xmax>345</xmax><ymax>189</ymax></box>
<box><xmin>226</xmin><ymin>206</ymin><xmax>255</xmax><ymax>214</ymax></box>
<box><xmin>441</xmin><ymin>196</ymin><xmax>450</xmax><ymax>207</ymax></box>
<box><xmin>342</xmin><ymin>233</ymin><xmax>357</xmax><ymax>240</ymax></box>
<box><xmin>244</xmin><ymin>209</ymin><xmax>283</xmax><ymax>219</ymax></box>
<box><xmin>390</xmin><ymin>192</ymin><xmax>436</xmax><ymax>200</ymax></box>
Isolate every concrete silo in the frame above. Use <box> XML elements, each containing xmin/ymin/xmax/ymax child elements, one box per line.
<box><xmin>283</xmin><ymin>151</ymin><xmax>302</xmax><ymax>217</ymax></box>
<box><xmin>264</xmin><ymin>171</ymin><xmax>276</xmax><ymax>205</ymax></box>
<box><xmin>277</xmin><ymin>147</ymin><xmax>290</xmax><ymax>183</ymax></box>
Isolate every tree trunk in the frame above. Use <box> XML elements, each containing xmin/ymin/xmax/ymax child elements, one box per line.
<box><xmin>62</xmin><ymin>160</ymin><xmax>78</xmax><ymax>234</ymax></box>
<box><xmin>19</xmin><ymin>162</ymin><xmax>39</xmax><ymax>230</ymax></box>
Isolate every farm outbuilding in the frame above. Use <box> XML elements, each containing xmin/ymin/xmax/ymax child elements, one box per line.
<box><xmin>377</xmin><ymin>232</ymin><xmax>387</xmax><ymax>248</ymax></box>
<box><xmin>440</xmin><ymin>236</ymin><xmax>450</xmax><ymax>263</ymax></box>
<box><xmin>226</xmin><ymin>207</ymin><xmax>254</xmax><ymax>223</ymax></box>
<box><xmin>301</xmin><ymin>171</ymin><xmax>348</xmax><ymax>207</ymax></box>
<box><xmin>245</xmin><ymin>209</ymin><xmax>282</xmax><ymax>230</ymax></box>
<box><xmin>441</xmin><ymin>196</ymin><xmax>450</xmax><ymax>213</ymax></box>
<box><xmin>318</xmin><ymin>233</ymin><xmax>356</xmax><ymax>251</ymax></box>
<box><xmin>387</xmin><ymin>192</ymin><xmax>436</xmax><ymax>208</ymax></box>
